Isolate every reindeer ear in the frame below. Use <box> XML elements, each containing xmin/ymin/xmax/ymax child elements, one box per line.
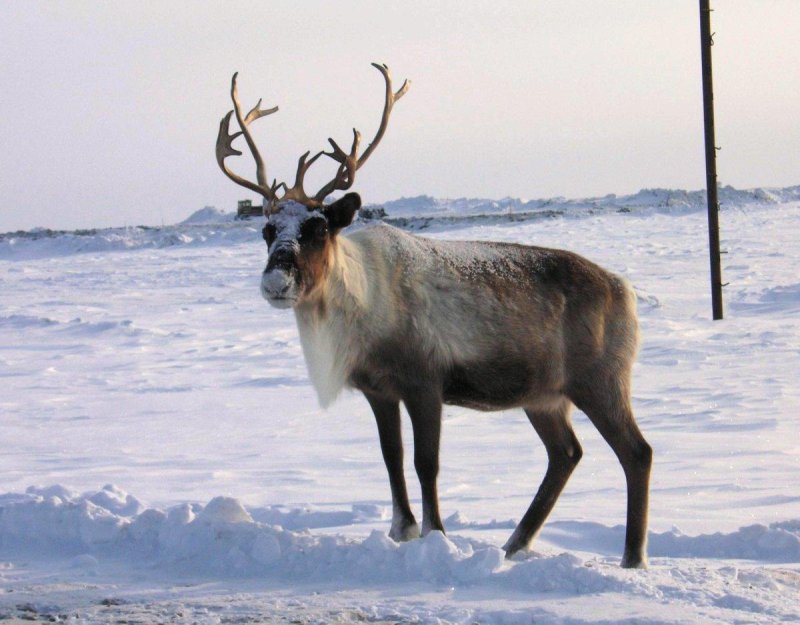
<box><xmin>324</xmin><ymin>193</ymin><xmax>361</xmax><ymax>233</ymax></box>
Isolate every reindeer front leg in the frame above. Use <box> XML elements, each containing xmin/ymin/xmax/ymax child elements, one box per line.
<box><xmin>404</xmin><ymin>391</ymin><xmax>445</xmax><ymax>536</ymax></box>
<box><xmin>365</xmin><ymin>393</ymin><xmax>420</xmax><ymax>541</ymax></box>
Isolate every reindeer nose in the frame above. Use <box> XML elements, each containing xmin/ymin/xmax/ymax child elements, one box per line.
<box><xmin>268</xmin><ymin>247</ymin><xmax>296</xmax><ymax>271</ymax></box>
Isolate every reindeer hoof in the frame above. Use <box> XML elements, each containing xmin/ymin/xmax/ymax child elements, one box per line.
<box><xmin>389</xmin><ymin>519</ymin><xmax>420</xmax><ymax>542</ymax></box>
<box><xmin>502</xmin><ymin>531</ymin><xmax>526</xmax><ymax>558</ymax></box>
<box><xmin>503</xmin><ymin>544</ymin><xmax>525</xmax><ymax>560</ymax></box>
<box><xmin>504</xmin><ymin>543</ymin><xmax>542</xmax><ymax>561</ymax></box>
<box><xmin>621</xmin><ymin>554</ymin><xmax>648</xmax><ymax>569</ymax></box>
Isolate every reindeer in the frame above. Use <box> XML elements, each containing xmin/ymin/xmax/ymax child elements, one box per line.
<box><xmin>215</xmin><ymin>63</ymin><xmax>653</xmax><ymax>568</ymax></box>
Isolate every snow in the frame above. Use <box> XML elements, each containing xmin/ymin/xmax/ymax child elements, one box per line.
<box><xmin>0</xmin><ymin>187</ymin><xmax>799</xmax><ymax>623</ymax></box>
<box><xmin>376</xmin><ymin>184</ymin><xmax>800</xmax><ymax>219</ymax></box>
<box><xmin>180</xmin><ymin>205</ymin><xmax>238</xmax><ymax>225</ymax></box>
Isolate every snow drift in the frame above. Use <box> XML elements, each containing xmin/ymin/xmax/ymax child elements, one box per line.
<box><xmin>2</xmin><ymin>485</ymin><xmax>798</xmax><ymax>587</ymax></box>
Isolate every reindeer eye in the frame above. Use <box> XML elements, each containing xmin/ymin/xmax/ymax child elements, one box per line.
<box><xmin>313</xmin><ymin>220</ymin><xmax>328</xmax><ymax>239</ymax></box>
<box><xmin>299</xmin><ymin>218</ymin><xmax>327</xmax><ymax>243</ymax></box>
<box><xmin>262</xmin><ymin>224</ymin><xmax>276</xmax><ymax>245</ymax></box>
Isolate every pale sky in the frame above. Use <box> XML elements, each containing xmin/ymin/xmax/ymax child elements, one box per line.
<box><xmin>1</xmin><ymin>1</ymin><xmax>798</xmax><ymax>232</ymax></box>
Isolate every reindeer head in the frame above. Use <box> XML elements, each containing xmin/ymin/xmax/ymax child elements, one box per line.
<box><xmin>215</xmin><ymin>63</ymin><xmax>409</xmax><ymax>309</ymax></box>
<box><xmin>259</xmin><ymin>194</ymin><xmax>360</xmax><ymax>307</ymax></box>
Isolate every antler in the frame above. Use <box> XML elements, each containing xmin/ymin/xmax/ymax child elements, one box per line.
<box><xmin>311</xmin><ymin>63</ymin><xmax>410</xmax><ymax>204</ymax></box>
<box><xmin>216</xmin><ymin>72</ymin><xmax>279</xmax><ymax>204</ymax></box>
<box><xmin>216</xmin><ymin>63</ymin><xmax>410</xmax><ymax>212</ymax></box>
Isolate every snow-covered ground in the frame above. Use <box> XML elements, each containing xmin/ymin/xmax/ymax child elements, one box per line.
<box><xmin>1</xmin><ymin>188</ymin><xmax>798</xmax><ymax>623</ymax></box>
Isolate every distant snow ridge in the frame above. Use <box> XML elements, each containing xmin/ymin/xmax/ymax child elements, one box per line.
<box><xmin>179</xmin><ymin>205</ymin><xmax>238</xmax><ymax>225</ymax></box>
<box><xmin>375</xmin><ymin>184</ymin><xmax>800</xmax><ymax>221</ymax></box>
<box><xmin>0</xmin><ymin>221</ymin><xmax>263</xmax><ymax>260</ymax></box>
<box><xmin>0</xmin><ymin>184</ymin><xmax>797</xmax><ymax>260</ymax></box>
<box><xmin>1</xmin><ymin>486</ymin><xmax>798</xmax><ymax>587</ymax></box>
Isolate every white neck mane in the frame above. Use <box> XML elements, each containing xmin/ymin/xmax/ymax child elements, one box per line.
<box><xmin>294</xmin><ymin>237</ymin><xmax>369</xmax><ymax>407</ymax></box>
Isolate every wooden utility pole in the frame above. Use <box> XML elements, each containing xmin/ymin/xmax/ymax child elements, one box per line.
<box><xmin>699</xmin><ymin>0</ymin><xmax>724</xmax><ymax>319</ymax></box>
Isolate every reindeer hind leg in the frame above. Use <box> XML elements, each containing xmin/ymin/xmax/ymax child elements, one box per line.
<box><xmin>504</xmin><ymin>398</ymin><xmax>582</xmax><ymax>558</ymax></box>
<box><xmin>568</xmin><ymin>375</ymin><xmax>652</xmax><ymax>568</ymax></box>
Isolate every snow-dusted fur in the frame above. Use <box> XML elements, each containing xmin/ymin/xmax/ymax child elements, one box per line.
<box><xmin>297</xmin><ymin>221</ymin><xmax>638</xmax><ymax>415</ymax></box>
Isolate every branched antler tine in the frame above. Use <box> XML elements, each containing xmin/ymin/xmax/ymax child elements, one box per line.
<box><xmin>216</xmin><ymin>111</ymin><xmax>242</xmax><ymax>161</ymax></box>
<box><xmin>216</xmin><ymin>111</ymin><xmax>273</xmax><ymax>197</ymax></box>
<box><xmin>326</xmin><ymin>129</ymin><xmax>361</xmax><ymax>161</ymax></box>
<box><xmin>357</xmin><ymin>63</ymin><xmax>410</xmax><ymax>169</ymax></box>
<box><xmin>313</xmin><ymin>129</ymin><xmax>361</xmax><ymax>201</ymax></box>
<box><xmin>263</xmin><ymin>180</ymin><xmax>282</xmax><ymax>215</ymax></box>
<box><xmin>244</xmin><ymin>98</ymin><xmax>279</xmax><ymax>125</ymax></box>
<box><xmin>344</xmin><ymin>128</ymin><xmax>361</xmax><ymax>185</ymax></box>
<box><xmin>230</xmin><ymin>72</ymin><xmax>278</xmax><ymax>194</ymax></box>
<box><xmin>325</xmin><ymin>137</ymin><xmax>347</xmax><ymax>160</ymax></box>
<box><xmin>394</xmin><ymin>78</ymin><xmax>411</xmax><ymax>101</ymax></box>
<box><xmin>273</xmin><ymin>150</ymin><xmax>326</xmax><ymax>208</ymax></box>
<box><xmin>293</xmin><ymin>150</ymin><xmax>324</xmax><ymax>188</ymax></box>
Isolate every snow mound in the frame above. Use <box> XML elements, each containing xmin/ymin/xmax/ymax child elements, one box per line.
<box><xmin>0</xmin><ymin>487</ymin><xmax>478</xmax><ymax>581</ymax></box>
<box><xmin>444</xmin><ymin>511</ymin><xmax>516</xmax><ymax>531</ymax></box>
<box><xmin>2</xmin><ymin>486</ymin><xmax>799</xmax><ymax>589</ymax></box>
<box><xmin>649</xmin><ymin>521</ymin><xmax>800</xmax><ymax>562</ymax></box>
<box><xmin>180</xmin><ymin>205</ymin><xmax>237</xmax><ymax>225</ymax></box>
<box><xmin>545</xmin><ymin>520</ymin><xmax>800</xmax><ymax>563</ymax></box>
<box><xmin>250</xmin><ymin>502</ymin><xmax>387</xmax><ymax>530</ymax></box>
